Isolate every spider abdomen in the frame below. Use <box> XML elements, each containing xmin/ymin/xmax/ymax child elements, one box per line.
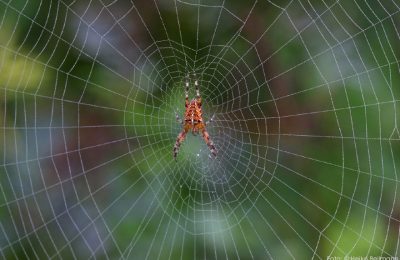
<box><xmin>185</xmin><ymin>101</ymin><xmax>203</xmax><ymax>126</ymax></box>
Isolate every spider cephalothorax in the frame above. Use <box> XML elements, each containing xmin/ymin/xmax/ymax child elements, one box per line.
<box><xmin>173</xmin><ymin>73</ymin><xmax>217</xmax><ymax>160</ymax></box>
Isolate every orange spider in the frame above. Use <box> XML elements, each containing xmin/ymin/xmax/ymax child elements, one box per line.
<box><xmin>173</xmin><ymin>73</ymin><xmax>217</xmax><ymax>160</ymax></box>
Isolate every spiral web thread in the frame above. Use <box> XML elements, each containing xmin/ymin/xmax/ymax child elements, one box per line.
<box><xmin>0</xmin><ymin>0</ymin><xmax>400</xmax><ymax>258</ymax></box>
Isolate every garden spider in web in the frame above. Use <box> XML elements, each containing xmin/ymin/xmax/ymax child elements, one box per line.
<box><xmin>173</xmin><ymin>73</ymin><xmax>217</xmax><ymax>160</ymax></box>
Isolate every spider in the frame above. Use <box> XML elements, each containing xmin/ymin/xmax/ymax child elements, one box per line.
<box><xmin>173</xmin><ymin>73</ymin><xmax>217</xmax><ymax>160</ymax></box>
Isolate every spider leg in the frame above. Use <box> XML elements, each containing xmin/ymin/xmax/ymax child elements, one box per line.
<box><xmin>205</xmin><ymin>113</ymin><xmax>215</xmax><ymax>125</ymax></box>
<box><xmin>173</xmin><ymin>129</ymin><xmax>188</xmax><ymax>160</ymax></box>
<box><xmin>201</xmin><ymin>128</ymin><xmax>217</xmax><ymax>158</ymax></box>
<box><xmin>193</xmin><ymin>72</ymin><xmax>202</xmax><ymax>106</ymax></box>
<box><xmin>185</xmin><ymin>74</ymin><xmax>189</xmax><ymax>108</ymax></box>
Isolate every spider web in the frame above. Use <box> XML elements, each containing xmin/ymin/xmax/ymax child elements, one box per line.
<box><xmin>0</xmin><ymin>0</ymin><xmax>400</xmax><ymax>258</ymax></box>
